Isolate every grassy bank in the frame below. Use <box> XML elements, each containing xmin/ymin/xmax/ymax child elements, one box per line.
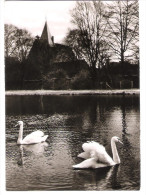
<box><xmin>5</xmin><ymin>89</ymin><xmax>140</xmax><ymax>96</ymax></box>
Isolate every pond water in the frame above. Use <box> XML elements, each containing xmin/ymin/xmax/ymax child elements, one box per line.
<box><xmin>6</xmin><ymin>95</ymin><xmax>140</xmax><ymax>191</ymax></box>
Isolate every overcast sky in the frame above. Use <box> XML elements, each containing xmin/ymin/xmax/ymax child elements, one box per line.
<box><xmin>4</xmin><ymin>1</ymin><xmax>76</xmax><ymax>43</ymax></box>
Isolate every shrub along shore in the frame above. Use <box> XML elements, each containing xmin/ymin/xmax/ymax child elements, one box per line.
<box><xmin>5</xmin><ymin>89</ymin><xmax>140</xmax><ymax>96</ymax></box>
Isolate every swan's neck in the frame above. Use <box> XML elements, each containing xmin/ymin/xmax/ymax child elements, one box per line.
<box><xmin>17</xmin><ymin>124</ymin><xmax>23</xmax><ymax>144</ymax></box>
<box><xmin>111</xmin><ymin>139</ymin><xmax>120</xmax><ymax>164</ymax></box>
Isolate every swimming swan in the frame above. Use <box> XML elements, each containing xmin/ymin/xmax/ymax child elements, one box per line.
<box><xmin>73</xmin><ymin>136</ymin><xmax>123</xmax><ymax>169</ymax></box>
<box><xmin>16</xmin><ymin>121</ymin><xmax>48</xmax><ymax>145</ymax></box>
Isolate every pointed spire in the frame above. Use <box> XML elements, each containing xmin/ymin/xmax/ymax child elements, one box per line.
<box><xmin>41</xmin><ymin>21</ymin><xmax>54</xmax><ymax>46</ymax></box>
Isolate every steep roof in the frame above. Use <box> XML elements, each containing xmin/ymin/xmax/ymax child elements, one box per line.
<box><xmin>41</xmin><ymin>21</ymin><xmax>54</xmax><ymax>46</ymax></box>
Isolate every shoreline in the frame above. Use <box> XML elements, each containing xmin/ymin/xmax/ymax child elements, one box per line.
<box><xmin>5</xmin><ymin>89</ymin><xmax>140</xmax><ymax>96</ymax></box>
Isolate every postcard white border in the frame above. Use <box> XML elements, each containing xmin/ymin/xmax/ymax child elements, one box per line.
<box><xmin>0</xmin><ymin>0</ymin><xmax>146</xmax><ymax>195</ymax></box>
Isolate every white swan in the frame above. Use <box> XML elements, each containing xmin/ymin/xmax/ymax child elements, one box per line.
<box><xmin>72</xmin><ymin>136</ymin><xmax>123</xmax><ymax>169</ymax></box>
<box><xmin>16</xmin><ymin>121</ymin><xmax>48</xmax><ymax>145</ymax></box>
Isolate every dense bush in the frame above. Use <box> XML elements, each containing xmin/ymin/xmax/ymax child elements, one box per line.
<box><xmin>43</xmin><ymin>69</ymin><xmax>92</xmax><ymax>89</ymax></box>
<box><xmin>71</xmin><ymin>70</ymin><xmax>92</xmax><ymax>89</ymax></box>
<box><xmin>47</xmin><ymin>69</ymin><xmax>69</xmax><ymax>79</ymax></box>
<box><xmin>43</xmin><ymin>69</ymin><xmax>69</xmax><ymax>89</ymax></box>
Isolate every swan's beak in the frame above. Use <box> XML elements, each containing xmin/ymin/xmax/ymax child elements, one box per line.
<box><xmin>118</xmin><ymin>140</ymin><xmax>123</xmax><ymax>145</ymax></box>
<box><xmin>15</xmin><ymin>123</ymin><xmax>18</xmax><ymax>127</ymax></box>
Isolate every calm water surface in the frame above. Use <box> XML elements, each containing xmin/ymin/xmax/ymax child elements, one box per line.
<box><xmin>6</xmin><ymin>95</ymin><xmax>140</xmax><ymax>191</ymax></box>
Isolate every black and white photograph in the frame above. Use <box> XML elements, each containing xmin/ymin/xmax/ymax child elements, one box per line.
<box><xmin>0</xmin><ymin>0</ymin><xmax>146</xmax><ymax>193</ymax></box>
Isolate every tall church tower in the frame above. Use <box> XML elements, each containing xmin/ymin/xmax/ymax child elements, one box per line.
<box><xmin>41</xmin><ymin>21</ymin><xmax>54</xmax><ymax>46</ymax></box>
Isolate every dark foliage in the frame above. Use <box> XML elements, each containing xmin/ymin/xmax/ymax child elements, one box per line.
<box><xmin>5</xmin><ymin>57</ymin><xmax>22</xmax><ymax>90</ymax></box>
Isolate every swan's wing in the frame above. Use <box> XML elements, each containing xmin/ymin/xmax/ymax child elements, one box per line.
<box><xmin>82</xmin><ymin>141</ymin><xmax>106</xmax><ymax>153</ymax></box>
<box><xmin>22</xmin><ymin>131</ymin><xmax>47</xmax><ymax>144</ymax></box>
<box><xmin>77</xmin><ymin>152</ymin><xmax>91</xmax><ymax>159</ymax></box>
<box><xmin>73</xmin><ymin>158</ymin><xmax>97</xmax><ymax>169</ymax></box>
<box><xmin>72</xmin><ymin>158</ymin><xmax>109</xmax><ymax>169</ymax></box>
<box><xmin>24</xmin><ymin>130</ymin><xmax>44</xmax><ymax>140</ymax></box>
<box><xmin>29</xmin><ymin>130</ymin><xmax>44</xmax><ymax>137</ymax></box>
<box><xmin>82</xmin><ymin>141</ymin><xmax>106</xmax><ymax>159</ymax></box>
<box><xmin>82</xmin><ymin>141</ymin><xmax>113</xmax><ymax>165</ymax></box>
<box><xmin>77</xmin><ymin>142</ymin><xmax>99</xmax><ymax>159</ymax></box>
<box><xmin>41</xmin><ymin>135</ymin><xmax>48</xmax><ymax>142</ymax></box>
<box><xmin>77</xmin><ymin>150</ymin><xmax>100</xmax><ymax>160</ymax></box>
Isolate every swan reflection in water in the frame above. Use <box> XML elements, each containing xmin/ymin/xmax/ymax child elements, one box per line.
<box><xmin>95</xmin><ymin>165</ymin><xmax>121</xmax><ymax>189</ymax></box>
<box><xmin>74</xmin><ymin>165</ymin><xmax>121</xmax><ymax>190</ymax></box>
<box><xmin>17</xmin><ymin>142</ymin><xmax>49</xmax><ymax>166</ymax></box>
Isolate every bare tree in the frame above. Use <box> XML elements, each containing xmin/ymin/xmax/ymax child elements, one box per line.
<box><xmin>70</xmin><ymin>1</ymin><xmax>109</xmax><ymax>85</ymax></box>
<box><xmin>15</xmin><ymin>28</ymin><xmax>34</xmax><ymax>62</ymax></box>
<box><xmin>5</xmin><ymin>24</ymin><xmax>34</xmax><ymax>61</ymax></box>
<box><xmin>105</xmin><ymin>0</ymin><xmax>139</xmax><ymax>66</ymax></box>
<box><xmin>5</xmin><ymin>24</ymin><xmax>18</xmax><ymax>58</ymax></box>
<box><xmin>64</xmin><ymin>29</ymin><xmax>84</xmax><ymax>59</ymax></box>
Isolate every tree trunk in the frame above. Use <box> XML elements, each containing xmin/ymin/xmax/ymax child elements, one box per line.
<box><xmin>20</xmin><ymin>61</ymin><xmax>26</xmax><ymax>89</ymax></box>
<box><xmin>90</xmin><ymin>65</ymin><xmax>97</xmax><ymax>89</ymax></box>
<box><xmin>121</xmin><ymin>51</ymin><xmax>125</xmax><ymax>77</ymax></box>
